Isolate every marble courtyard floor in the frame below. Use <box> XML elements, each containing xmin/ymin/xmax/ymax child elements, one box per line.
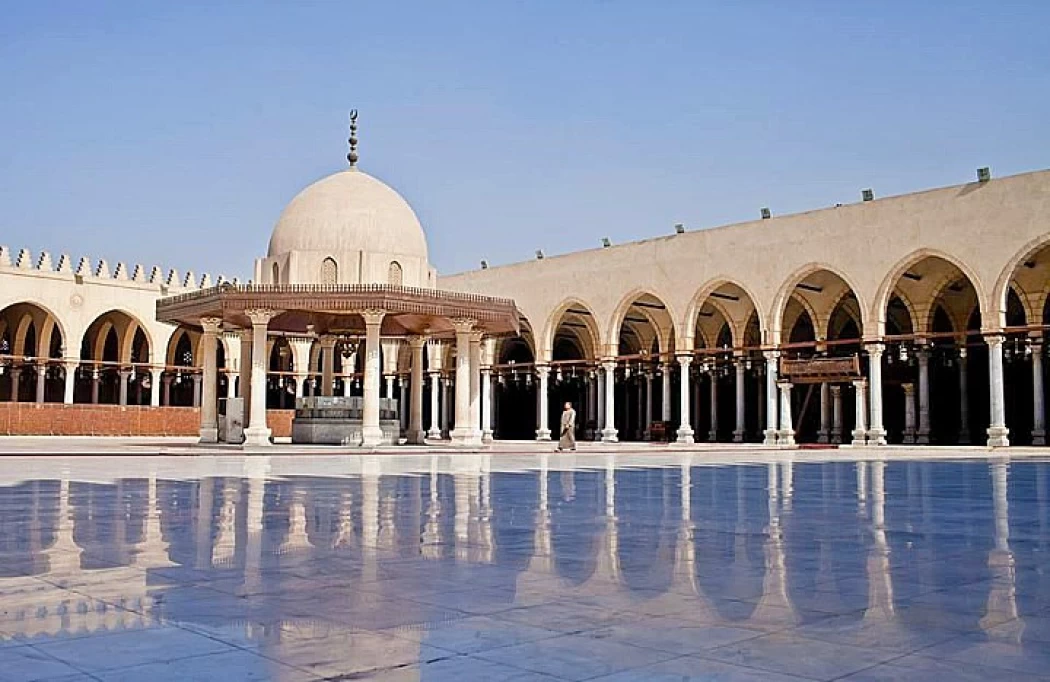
<box><xmin>0</xmin><ymin>449</ymin><xmax>1049</xmax><ymax>681</ymax></box>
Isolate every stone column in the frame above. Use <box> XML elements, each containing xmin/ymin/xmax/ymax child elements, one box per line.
<box><xmin>902</xmin><ymin>383</ymin><xmax>917</xmax><ymax>444</ymax></box>
<box><xmin>763</xmin><ymin>351</ymin><xmax>779</xmax><ymax>445</ymax></box>
<box><xmin>852</xmin><ymin>379</ymin><xmax>868</xmax><ymax>446</ymax></box>
<box><xmin>817</xmin><ymin>382</ymin><xmax>830</xmax><ymax>444</ymax></box>
<box><xmin>958</xmin><ymin>346</ymin><xmax>970</xmax><ymax>444</ymax></box>
<box><xmin>399</xmin><ymin>379</ymin><xmax>408</xmax><ymax>432</ymax></box>
<box><xmin>830</xmin><ymin>385</ymin><xmax>843</xmax><ymax>444</ymax></box>
<box><xmin>469</xmin><ymin>332</ymin><xmax>483</xmax><ymax>439</ymax></box>
<box><xmin>916</xmin><ymin>346</ymin><xmax>930</xmax><ymax>444</ymax></box>
<box><xmin>63</xmin><ymin>361</ymin><xmax>78</xmax><ymax>404</ymax></box>
<box><xmin>407</xmin><ymin>336</ymin><xmax>426</xmax><ymax>445</ymax></box>
<box><xmin>35</xmin><ymin>362</ymin><xmax>47</xmax><ymax>403</ymax></box>
<box><xmin>239</xmin><ymin>330</ymin><xmax>252</xmax><ymax>422</ymax></box>
<box><xmin>319</xmin><ymin>335</ymin><xmax>336</xmax><ymax>397</ymax></box>
<box><xmin>986</xmin><ymin>334</ymin><xmax>1010</xmax><ymax>447</ymax></box>
<box><xmin>161</xmin><ymin>375</ymin><xmax>171</xmax><ymax>407</ymax></box>
<box><xmin>778</xmin><ymin>381</ymin><xmax>795</xmax><ymax>446</ymax></box>
<box><xmin>428</xmin><ymin>371</ymin><xmax>442</xmax><ymax>439</ymax></box>
<box><xmin>191</xmin><ymin>373</ymin><xmax>202</xmax><ymax>408</ymax></box>
<box><xmin>733</xmin><ymin>358</ymin><xmax>746</xmax><ymax>442</ymax></box>
<box><xmin>535</xmin><ymin>363</ymin><xmax>551</xmax><ymax>441</ymax></box>
<box><xmin>644</xmin><ymin>370</ymin><xmax>653</xmax><ymax>438</ymax></box>
<box><xmin>1033</xmin><ymin>341</ymin><xmax>1045</xmax><ymax>445</ymax></box>
<box><xmin>708</xmin><ymin>374</ymin><xmax>719</xmax><ymax>442</ymax></box>
<box><xmin>9</xmin><ymin>367</ymin><xmax>21</xmax><ymax>403</ymax></box>
<box><xmin>118</xmin><ymin>368</ymin><xmax>131</xmax><ymax>406</ymax></box>
<box><xmin>293</xmin><ymin>371</ymin><xmax>308</xmax><ymax>398</ymax></box>
<box><xmin>676</xmin><ymin>355</ymin><xmax>694</xmax><ymax>443</ymax></box>
<box><xmin>661</xmin><ymin>362</ymin><xmax>672</xmax><ymax>423</ymax></box>
<box><xmin>443</xmin><ymin>375</ymin><xmax>453</xmax><ymax>437</ymax></box>
<box><xmin>451</xmin><ymin>318</ymin><xmax>480</xmax><ymax>446</ymax></box>
<box><xmin>243</xmin><ymin>309</ymin><xmax>277</xmax><ymax>447</ymax></box>
<box><xmin>597</xmin><ymin>365</ymin><xmax>606</xmax><ymax>433</ymax></box>
<box><xmin>867</xmin><ymin>343</ymin><xmax>887</xmax><ymax>445</ymax></box>
<box><xmin>199</xmin><ymin>317</ymin><xmax>222</xmax><ymax>443</ymax></box>
<box><xmin>361</xmin><ymin>310</ymin><xmax>386</xmax><ymax>447</ymax></box>
<box><xmin>150</xmin><ymin>368</ymin><xmax>162</xmax><ymax>407</ymax></box>
<box><xmin>481</xmin><ymin>366</ymin><xmax>493</xmax><ymax>443</ymax></box>
<box><xmin>601</xmin><ymin>360</ymin><xmax>618</xmax><ymax>442</ymax></box>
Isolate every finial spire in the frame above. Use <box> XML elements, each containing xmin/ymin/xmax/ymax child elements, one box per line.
<box><xmin>347</xmin><ymin>109</ymin><xmax>359</xmax><ymax>168</ymax></box>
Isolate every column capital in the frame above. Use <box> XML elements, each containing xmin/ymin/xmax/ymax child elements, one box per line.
<box><xmin>852</xmin><ymin>378</ymin><xmax>868</xmax><ymax>389</ymax></box>
<box><xmin>601</xmin><ymin>359</ymin><xmax>617</xmax><ymax>372</ymax></box>
<box><xmin>63</xmin><ymin>359</ymin><xmax>80</xmax><ymax>371</ymax></box>
<box><xmin>985</xmin><ymin>333</ymin><xmax>1006</xmax><ymax>347</ymax></box>
<box><xmin>245</xmin><ymin>308</ymin><xmax>278</xmax><ymax>326</ymax></box>
<box><xmin>902</xmin><ymin>382</ymin><xmax>915</xmax><ymax>395</ymax></box>
<box><xmin>829</xmin><ymin>384</ymin><xmax>842</xmax><ymax>397</ymax></box>
<box><xmin>407</xmin><ymin>334</ymin><xmax>426</xmax><ymax>349</ymax></box>
<box><xmin>361</xmin><ymin>309</ymin><xmax>386</xmax><ymax>326</ymax></box>
<box><xmin>866</xmin><ymin>341</ymin><xmax>885</xmax><ymax>356</ymax></box>
<box><xmin>535</xmin><ymin>363</ymin><xmax>551</xmax><ymax>378</ymax></box>
<box><xmin>318</xmin><ymin>334</ymin><xmax>338</xmax><ymax>349</ymax></box>
<box><xmin>763</xmin><ymin>350</ymin><xmax>780</xmax><ymax>361</ymax></box>
<box><xmin>676</xmin><ymin>354</ymin><xmax>692</xmax><ymax>367</ymax></box>
<box><xmin>450</xmin><ymin>317</ymin><xmax>476</xmax><ymax>333</ymax></box>
<box><xmin>200</xmin><ymin>317</ymin><xmax>223</xmax><ymax>334</ymax></box>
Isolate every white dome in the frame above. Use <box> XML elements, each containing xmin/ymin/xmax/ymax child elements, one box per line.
<box><xmin>267</xmin><ymin>169</ymin><xmax>428</xmax><ymax>260</ymax></box>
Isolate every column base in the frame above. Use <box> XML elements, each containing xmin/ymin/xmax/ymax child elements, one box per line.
<box><xmin>601</xmin><ymin>428</ymin><xmax>619</xmax><ymax>443</ymax></box>
<box><xmin>902</xmin><ymin>431</ymin><xmax>916</xmax><ymax>445</ymax></box>
<box><xmin>958</xmin><ymin>431</ymin><xmax>971</xmax><ymax>445</ymax></box>
<box><xmin>866</xmin><ymin>428</ymin><xmax>887</xmax><ymax>446</ymax></box>
<box><xmin>406</xmin><ymin>429</ymin><xmax>427</xmax><ymax>445</ymax></box>
<box><xmin>535</xmin><ymin>428</ymin><xmax>551</xmax><ymax>441</ymax></box>
<box><xmin>242</xmin><ymin>426</ymin><xmax>272</xmax><ymax>447</ymax></box>
<box><xmin>676</xmin><ymin>427</ymin><xmax>694</xmax><ymax>444</ymax></box>
<box><xmin>851</xmin><ymin>429</ymin><xmax>867</xmax><ymax>446</ymax></box>
<box><xmin>361</xmin><ymin>425</ymin><xmax>385</xmax><ymax>448</ymax></box>
<box><xmin>426</xmin><ymin>428</ymin><xmax>442</xmax><ymax>440</ymax></box>
<box><xmin>831</xmin><ymin>429</ymin><xmax>843</xmax><ymax>444</ymax></box>
<box><xmin>450</xmin><ymin>428</ymin><xmax>482</xmax><ymax>447</ymax></box>
<box><xmin>482</xmin><ymin>429</ymin><xmax>494</xmax><ymax>444</ymax></box>
<box><xmin>816</xmin><ymin>431</ymin><xmax>829</xmax><ymax>444</ymax></box>
<box><xmin>1032</xmin><ymin>429</ymin><xmax>1046</xmax><ymax>446</ymax></box>
<box><xmin>986</xmin><ymin>426</ymin><xmax>1010</xmax><ymax>448</ymax></box>
<box><xmin>708</xmin><ymin>431</ymin><xmax>718</xmax><ymax>443</ymax></box>
<box><xmin>917</xmin><ymin>431</ymin><xmax>930</xmax><ymax>445</ymax></box>
<box><xmin>199</xmin><ymin>427</ymin><xmax>218</xmax><ymax>444</ymax></box>
<box><xmin>762</xmin><ymin>428</ymin><xmax>778</xmax><ymax>446</ymax></box>
<box><xmin>777</xmin><ymin>429</ymin><xmax>796</xmax><ymax>447</ymax></box>
<box><xmin>732</xmin><ymin>430</ymin><xmax>745</xmax><ymax>443</ymax></box>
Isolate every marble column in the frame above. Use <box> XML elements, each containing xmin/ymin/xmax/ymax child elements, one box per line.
<box><xmin>361</xmin><ymin>310</ymin><xmax>386</xmax><ymax>447</ymax></box>
<box><xmin>831</xmin><ymin>385</ymin><xmax>843</xmax><ymax>444</ymax></box>
<box><xmin>161</xmin><ymin>375</ymin><xmax>171</xmax><ymax>407</ymax></box>
<box><xmin>676</xmin><ymin>355</ymin><xmax>694</xmax><ymax>443</ymax></box>
<box><xmin>9</xmin><ymin>368</ymin><xmax>21</xmax><ymax>403</ymax></box>
<box><xmin>469</xmin><ymin>332</ymin><xmax>483</xmax><ymax>440</ymax></box>
<box><xmin>597</xmin><ymin>366</ymin><xmax>606</xmax><ymax>434</ymax></box>
<box><xmin>601</xmin><ymin>360</ymin><xmax>618</xmax><ymax>442</ymax></box>
<box><xmin>443</xmin><ymin>375</ymin><xmax>453</xmax><ymax>438</ymax></box>
<box><xmin>407</xmin><ymin>336</ymin><xmax>426</xmax><ymax>445</ymax></box>
<box><xmin>986</xmin><ymin>334</ymin><xmax>1010</xmax><ymax>447</ymax></box>
<box><xmin>778</xmin><ymin>381</ymin><xmax>795</xmax><ymax>446</ymax></box>
<box><xmin>902</xmin><ymin>383</ymin><xmax>917</xmax><ymax>444</ymax></box>
<box><xmin>708</xmin><ymin>374</ymin><xmax>719</xmax><ymax>442</ymax></box>
<box><xmin>1032</xmin><ymin>341</ymin><xmax>1045</xmax><ymax>445</ymax></box>
<box><xmin>852</xmin><ymin>379</ymin><xmax>868</xmax><ymax>446</ymax></box>
<box><xmin>428</xmin><ymin>371</ymin><xmax>442</xmax><ymax>439</ymax></box>
<box><xmin>191</xmin><ymin>373</ymin><xmax>202</xmax><ymax>408</ymax></box>
<box><xmin>239</xmin><ymin>330</ymin><xmax>252</xmax><ymax>423</ymax></box>
<box><xmin>63</xmin><ymin>361</ymin><xmax>78</xmax><ymax>404</ymax></box>
<box><xmin>481</xmin><ymin>366</ymin><xmax>494</xmax><ymax>443</ymax></box>
<box><xmin>150</xmin><ymin>368</ymin><xmax>162</xmax><ymax>407</ymax></box>
<box><xmin>199</xmin><ymin>317</ymin><xmax>222</xmax><ymax>443</ymax></box>
<box><xmin>118</xmin><ymin>368</ymin><xmax>131</xmax><ymax>406</ymax></box>
<box><xmin>451</xmin><ymin>319</ymin><xmax>480</xmax><ymax>447</ymax></box>
<box><xmin>817</xmin><ymin>382</ymin><xmax>830</xmax><ymax>444</ymax></box>
<box><xmin>319</xmin><ymin>335</ymin><xmax>336</xmax><ymax>397</ymax></box>
<box><xmin>399</xmin><ymin>379</ymin><xmax>408</xmax><ymax>433</ymax></box>
<box><xmin>35</xmin><ymin>362</ymin><xmax>47</xmax><ymax>403</ymax></box>
<box><xmin>733</xmin><ymin>358</ymin><xmax>746</xmax><ymax>442</ymax></box>
<box><xmin>868</xmin><ymin>343</ymin><xmax>887</xmax><ymax>445</ymax></box>
<box><xmin>243</xmin><ymin>309</ymin><xmax>277</xmax><ymax>447</ymax></box>
<box><xmin>661</xmin><ymin>362</ymin><xmax>672</xmax><ymax>423</ymax></box>
<box><xmin>535</xmin><ymin>363</ymin><xmax>551</xmax><ymax>441</ymax></box>
<box><xmin>763</xmin><ymin>351</ymin><xmax>779</xmax><ymax>445</ymax></box>
<box><xmin>644</xmin><ymin>370</ymin><xmax>653</xmax><ymax>438</ymax></box>
<box><xmin>958</xmin><ymin>346</ymin><xmax>970</xmax><ymax>444</ymax></box>
<box><xmin>916</xmin><ymin>346</ymin><xmax>930</xmax><ymax>444</ymax></box>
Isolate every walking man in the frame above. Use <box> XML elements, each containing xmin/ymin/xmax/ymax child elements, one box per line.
<box><xmin>558</xmin><ymin>401</ymin><xmax>577</xmax><ymax>451</ymax></box>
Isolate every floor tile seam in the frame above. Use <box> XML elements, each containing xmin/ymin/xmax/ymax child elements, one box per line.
<box><xmin>378</xmin><ymin>619</ymin><xmax>567</xmax><ymax>656</ymax></box>
<box><xmin>820</xmin><ymin>650</ymin><xmax>925</xmax><ymax>682</ymax></box>
<box><xmin>647</xmin><ymin>651</ymin><xmax>826</xmax><ymax>682</ymax></box>
<box><xmin>81</xmin><ymin>647</ymin><xmax>311</xmax><ymax>678</ymax></box>
<box><xmin>16</xmin><ymin>640</ymin><xmax>113</xmax><ymax>680</ymax></box>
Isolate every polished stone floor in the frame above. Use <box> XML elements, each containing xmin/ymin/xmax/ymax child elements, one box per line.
<box><xmin>0</xmin><ymin>452</ymin><xmax>1048</xmax><ymax>681</ymax></box>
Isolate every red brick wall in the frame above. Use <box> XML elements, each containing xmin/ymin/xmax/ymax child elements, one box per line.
<box><xmin>0</xmin><ymin>403</ymin><xmax>296</xmax><ymax>438</ymax></box>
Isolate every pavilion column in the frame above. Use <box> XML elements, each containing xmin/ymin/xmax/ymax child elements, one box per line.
<box><xmin>428</xmin><ymin>371</ymin><xmax>442</xmax><ymax>439</ymax></box>
<box><xmin>817</xmin><ymin>382</ymin><xmax>830</xmax><ymax>444</ymax></box>
<box><xmin>360</xmin><ymin>310</ymin><xmax>386</xmax><ymax>448</ymax></box>
<box><xmin>852</xmin><ymin>379</ymin><xmax>868</xmax><ymax>446</ymax></box>
<box><xmin>597</xmin><ymin>365</ymin><xmax>606</xmax><ymax>434</ymax></box>
<box><xmin>35</xmin><ymin>362</ymin><xmax>47</xmax><ymax>403</ymax></box>
<box><xmin>119</xmin><ymin>368</ymin><xmax>131</xmax><ymax>406</ymax></box>
<box><xmin>778</xmin><ymin>381</ymin><xmax>795</xmax><ymax>446</ymax></box>
<box><xmin>161</xmin><ymin>375</ymin><xmax>171</xmax><ymax>407</ymax></box>
<box><xmin>708</xmin><ymin>374</ymin><xmax>719</xmax><ymax>442</ymax></box>
<box><xmin>868</xmin><ymin>343</ymin><xmax>887</xmax><ymax>445</ymax></box>
<box><xmin>63</xmin><ymin>361</ymin><xmax>78</xmax><ymax>404</ymax></box>
<box><xmin>320</xmin><ymin>335</ymin><xmax>336</xmax><ymax>397</ymax></box>
<box><xmin>443</xmin><ymin>375</ymin><xmax>453</xmax><ymax>437</ymax></box>
<box><xmin>830</xmin><ymin>384</ymin><xmax>843</xmax><ymax>444</ymax></box>
<box><xmin>469</xmin><ymin>332</ymin><xmax>483</xmax><ymax>439</ymax></box>
<box><xmin>1032</xmin><ymin>339</ymin><xmax>1045</xmax><ymax>445</ymax></box>
<box><xmin>661</xmin><ymin>362</ymin><xmax>672</xmax><ymax>423</ymax></box>
<box><xmin>535</xmin><ymin>363</ymin><xmax>551</xmax><ymax>441</ymax></box>
<box><xmin>406</xmin><ymin>336</ymin><xmax>426</xmax><ymax>444</ymax></box>
<box><xmin>733</xmin><ymin>358</ymin><xmax>746</xmax><ymax>442</ymax></box>
<box><xmin>601</xmin><ymin>360</ymin><xmax>618</xmax><ymax>442</ymax></box>
<box><xmin>958</xmin><ymin>346</ymin><xmax>970</xmax><ymax>444</ymax></box>
<box><xmin>916</xmin><ymin>346</ymin><xmax>931</xmax><ymax>444</ymax></box>
<box><xmin>239</xmin><ymin>330</ymin><xmax>252</xmax><ymax>423</ymax></box>
<box><xmin>676</xmin><ymin>355</ymin><xmax>694</xmax><ymax>443</ymax></box>
<box><xmin>902</xmin><ymin>383</ymin><xmax>917</xmax><ymax>444</ymax></box>
<box><xmin>450</xmin><ymin>318</ymin><xmax>480</xmax><ymax>446</ymax></box>
<box><xmin>986</xmin><ymin>334</ymin><xmax>1010</xmax><ymax>447</ymax></box>
<box><xmin>481</xmin><ymin>366</ymin><xmax>494</xmax><ymax>443</ymax></box>
<box><xmin>198</xmin><ymin>317</ymin><xmax>222</xmax><ymax>444</ymax></box>
<box><xmin>9</xmin><ymin>368</ymin><xmax>21</xmax><ymax>403</ymax></box>
<box><xmin>150</xmin><ymin>368</ymin><xmax>162</xmax><ymax>407</ymax></box>
<box><xmin>243</xmin><ymin>309</ymin><xmax>277</xmax><ymax>447</ymax></box>
<box><xmin>763</xmin><ymin>351</ymin><xmax>779</xmax><ymax>445</ymax></box>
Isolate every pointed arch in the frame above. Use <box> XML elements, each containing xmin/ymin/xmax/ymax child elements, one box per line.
<box><xmin>605</xmin><ymin>289</ymin><xmax>678</xmax><ymax>356</ymax></box>
<box><xmin>873</xmin><ymin>248</ymin><xmax>987</xmax><ymax>337</ymax></box>
<box><xmin>683</xmin><ymin>277</ymin><xmax>764</xmax><ymax>350</ymax></box>
<box><xmin>769</xmin><ymin>263</ymin><xmax>868</xmax><ymax>345</ymax></box>
<box><xmin>540</xmin><ymin>297</ymin><xmax>602</xmax><ymax>363</ymax></box>
<box><xmin>992</xmin><ymin>233</ymin><xmax>1050</xmax><ymax>331</ymax></box>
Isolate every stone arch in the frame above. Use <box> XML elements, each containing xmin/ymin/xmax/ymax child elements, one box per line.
<box><xmin>682</xmin><ymin>277</ymin><xmax>765</xmax><ymax>350</ymax></box>
<box><xmin>992</xmin><ymin>233</ymin><xmax>1050</xmax><ymax>331</ymax></box>
<box><xmin>388</xmin><ymin>261</ymin><xmax>403</xmax><ymax>287</ymax></box>
<box><xmin>606</xmin><ymin>289</ymin><xmax>677</xmax><ymax>357</ymax></box>
<box><xmin>321</xmin><ymin>257</ymin><xmax>338</xmax><ymax>285</ymax></box>
<box><xmin>84</xmin><ymin>310</ymin><xmax>153</xmax><ymax>365</ymax></box>
<box><xmin>540</xmin><ymin>298</ymin><xmax>602</xmax><ymax>363</ymax></box>
<box><xmin>165</xmin><ymin>327</ymin><xmax>199</xmax><ymax>367</ymax></box>
<box><xmin>0</xmin><ymin>301</ymin><xmax>68</xmax><ymax>359</ymax></box>
<box><xmin>873</xmin><ymin>248</ymin><xmax>987</xmax><ymax>337</ymax></box>
<box><xmin>769</xmin><ymin>263</ymin><xmax>868</xmax><ymax>345</ymax></box>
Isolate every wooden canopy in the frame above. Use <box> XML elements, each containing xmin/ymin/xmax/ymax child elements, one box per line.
<box><xmin>779</xmin><ymin>356</ymin><xmax>861</xmax><ymax>384</ymax></box>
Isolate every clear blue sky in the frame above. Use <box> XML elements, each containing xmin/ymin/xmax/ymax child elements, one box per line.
<box><xmin>2</xmin><ymin>1</ymin><xmax>1048</xmax><ymax>280</ymax></box>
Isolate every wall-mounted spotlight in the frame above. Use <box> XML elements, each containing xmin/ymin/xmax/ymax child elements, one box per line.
<box><xmin>601</xmin><ymin>237</ymin><xmax>611</xmax><ymax>248</ymax></box>
<box><xmin>535</xmin><ymin>250</ymin><xmax>545</xmax><ymax>260</ymax></box>
<box><xmin>480</xmin><ymin>260</ymin><xmax>489</xmax><ymax>269</ymax></box>
<box><xmin>674</xmin><ymin>223</ymin><xmax>685</xmax><ymax>234</ymax></box>
<box><xmin>760</xmin><ymin>207</ymin><xmax>771</xmax><ymax>220</ymax></box>
<box><xmin>862</xmin><ymin>188</ymin><xmax>874</xmax><ymax>202</ymax></box>
<box><xmin>977</xmin><ymin>167</ymin><xmax>991</xmax><ymax>183</ymax></box>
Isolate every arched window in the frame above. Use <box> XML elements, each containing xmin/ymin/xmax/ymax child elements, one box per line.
<box><xmin>321</xmin><ymin>257</ymin><xmax>338</xmax><ymax>285</ymax></box>
<box><xmin>271</xmin><ymin>262</ymin><xmax>280</xmax><ymax>284</ymax></box>
<box><xmin>388</xmin><ymin>261</ymin><xmax>403</xmax><ymax>287</ymax></box>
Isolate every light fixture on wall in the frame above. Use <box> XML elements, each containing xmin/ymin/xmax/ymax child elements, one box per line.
<box><xmin>977</xmin><ymin>167</ymin><xmax>991</xmax><ymax>183</ymax></box>
<box><xmin>480</xmin><ymin>260</ymin><xmax>489</xmax><ymax>269</ymax></box>
<box><xmin>601</xmin><ymin>237</ymin><xmax>611</xmax><ymax>248</ymax></box>
<box><xmin>535</xmin><ymin>250</ymin><xmax>545</xmax><ymax>260</ymax></box>
<box><xmin>862</xmin><ymin>188</ymin><xmax>874</xmax><ymax>202</ymax></box>
<box><xmin>674</xmin><ymin>223</ymin><xmax>685</xmax><ymax>234</ymax></box>
<box><xmin>760</xmin><ymin>207</ymin><xmax>771</xmax><ymax>220</ymax></box>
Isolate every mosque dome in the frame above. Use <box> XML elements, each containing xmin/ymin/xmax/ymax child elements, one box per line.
<box><xmin>267</xmin><ymin>168</ymin><xmax>429</xmax><ymax>261</ymax></box>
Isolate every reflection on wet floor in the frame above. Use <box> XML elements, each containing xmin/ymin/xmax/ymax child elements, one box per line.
<box><xmin>1</xmin><ymin>453</ymin><xmax>1049</xmax><ymax>680</ymax></box>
